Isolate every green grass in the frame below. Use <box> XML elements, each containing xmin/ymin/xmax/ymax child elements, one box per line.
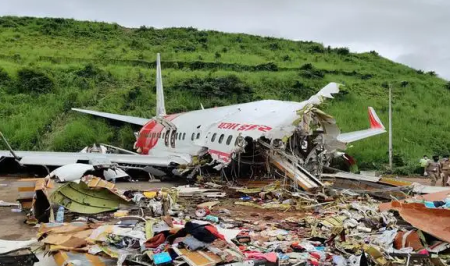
<box><xmin>0</xmin><ymin>16</ymin><xmax>449</xmax><ymax>174</ymax></box>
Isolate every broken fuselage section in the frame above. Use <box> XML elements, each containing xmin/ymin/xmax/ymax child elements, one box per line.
<box><xmin>134</xmin><ymin>83</ymin><xmax>347</xmax><ymax>190</ymax></box>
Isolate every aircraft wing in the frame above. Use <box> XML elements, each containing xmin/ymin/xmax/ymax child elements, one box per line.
<box><xmin>72</xmin><ymin>108</ymin><xmax>149</xmax><ymax>126</ymax></box>
<box><xmin>337</xmin><ymin>107</ymin><xmax>386</xmax><ymax>143</ymax></box>
<box><xmin>0</xmin><ymin>150</ymin><xmax>189</xmax><ymax>168</ymax></box>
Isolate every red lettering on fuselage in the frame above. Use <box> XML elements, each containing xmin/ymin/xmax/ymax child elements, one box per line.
<box><xmin>217</xmin><ymin>122</ymin><xmax>272</xmax><ymax>132</ymax></box>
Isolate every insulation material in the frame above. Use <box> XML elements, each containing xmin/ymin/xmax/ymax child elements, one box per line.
<box><xmin>0</xmin><ymin>239</ymin><xmax>38</xmax><ymax>253</ymax></box>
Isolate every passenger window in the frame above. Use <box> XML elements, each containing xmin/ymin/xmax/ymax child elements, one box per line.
<box><xmin>191</xmin><ymin>133</ymin><xmax>195</xmax><ymax>141</ymax></box>
<box><xmin>151</xmin><ymin>133</ymin><xmax>155</xmax><ymax>138</ymax></box>
<box><xmin>218</xmin><ymin>134</ymin><xmax>224</xmax><ymax>144</ymax></box>
<box><xmin>175</xmin><ymin>133</ymin><xmax>178</xmax><ymax>139</ymax></box>
<box><xmin>226</xmin><ymin>135</ymin><xmax>233</xmax><ymax>145</ymax></box>
<box><xmin>211</xmin><ymin>133</ymin><xmax>217</xmax><ymax>142</ymax></box>
<box><xmin>183</xmin><ymin>133</ymin><xmax>186</xmax><ymax>140</ymax></box>
<box><xmin>157</xmin><ymin>133</ymin><xmax>161</xmax><ymax>138</ymax></box>
<box><xmin>162</xmin><ymin>132</ymin><xmax>165</xmax><ymax>139</ymax></box>
<box><xmin>196</xmin><ymin>133</ymin><xmax>200</xmax><ymax>139</ymax></box>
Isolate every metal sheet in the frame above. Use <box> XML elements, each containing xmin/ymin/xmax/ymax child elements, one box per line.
<box><xmin>379</xmin><ymin>189</ymin><xmax>450</xmax><ymax>212</ymax></box>
<box><xmin>321</xmin><ymin>172</ymin><xmax>381</xmax><ymax>183</ymax></box>
<box><xmin>50</xmin><ymin>182</ymin><xmax>129</xmax><ymax>214</ymax></box>
<box><xmin>385</xmin><ymin>201</ymin><xmax>450</xmax><ymax>243</ymax></box>
<box><xmin>48</xmin><ymin>164</ymin><xmax>94</xmax><ymax>182</ymax></box>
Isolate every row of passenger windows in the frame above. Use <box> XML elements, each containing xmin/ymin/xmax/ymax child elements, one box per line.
<box><xmin>143</xmin><ymin>132</ymin><xmax>201</xmax><ymax>140</ymax></box>
<box><xmin>142</xmin><ymin>131</ymin><xmax>235</xmax><ymax>145</ymax></box>
<box><xmin>211</xmin><ymin>133</ymin><xmax>234</xmax><ymax>145</ymax></box>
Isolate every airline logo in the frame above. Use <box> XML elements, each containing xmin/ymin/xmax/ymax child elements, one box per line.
<box><xmin>218</xmin><ymin>122</ymin><xmax>272</xmax><ymax>132</ymax></box>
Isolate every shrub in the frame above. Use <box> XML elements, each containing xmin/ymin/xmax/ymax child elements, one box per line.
<box><xmin>269</xmin><ymin>43</ymin><xmax>280</xmax><ymax>51</ymax></box>
<box><xmin>255</xmin><ymin>62</ymin><xmax>278</xmax><ymax>71</ymax></box>
<box><xmin>308</xmin><ymin>45</ymin><xmax>325</xmax><ymax>53</ymax></box>
<box><xmin>335</xmin><ymin>47</ymin><xmax>350</xmax><ymax>56</ymax></box>
<box><xmin>298</xmin><ymin>63</ymin><xmax>325</xmax><ymax>79</ymax></box>
<box><xmin>445</xmin><ymin>82</ymin><xmax>450</xmax><ymax>90</ymax></box>
<box><xmin>16</xmin><ymin>68</ymin><xmax>54</xmax><ymax>94</ymax></box>
<box><xmin>427</xmin><ymin>71</ymin><xmax>437</xmax><ymax>76</ymax></box>
<box><xmin>0</xmin><ymin>67</ymin><xmax>11</xmax><ymax>86</ymax></box>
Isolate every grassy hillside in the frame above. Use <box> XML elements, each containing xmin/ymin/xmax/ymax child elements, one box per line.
<box><xmin>0</xmin><ymin>16</ymin><xmax>449</xmax><ymax>174</ymax></box>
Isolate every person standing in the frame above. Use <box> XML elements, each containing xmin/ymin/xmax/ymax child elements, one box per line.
<box><xmin>426</xmin><ymin>155</ymin><xmax>441</xmax><ymax>186</ymax></box>
<box><xmin>420</xmin><ymin>155</ymin><xmax>429</xmax><ymax>176</ymax></box>
<box><xmin>440</xmin><ymin>155</ymin><xmax>450</xmax><ymax>186</ymax></box>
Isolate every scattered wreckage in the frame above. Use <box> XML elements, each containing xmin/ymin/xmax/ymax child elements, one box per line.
<box><xmin>3</xmin><ymin>174</ymin><xmax>450</xmax><ymax>266</ymax></box>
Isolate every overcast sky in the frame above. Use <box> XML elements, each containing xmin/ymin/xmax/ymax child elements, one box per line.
<box><xmin>3</xmin><ymin>0</ymin><xmax>450</xmax><ymax>79</ymax></box>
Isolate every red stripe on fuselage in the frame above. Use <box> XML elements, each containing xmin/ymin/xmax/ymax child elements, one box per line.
<box><xmin>136</xmin><ymin>113</ymin><xmax>181</xmax><ymax>154</ymax></box>
<box><xmin>208</xmin><ymin>149</ymin><xmax>231</xmax><ymax>162</ymax></box>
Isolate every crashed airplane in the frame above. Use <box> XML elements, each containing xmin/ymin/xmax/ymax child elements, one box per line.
<box><xmin>0</xmin><ymin>54</ymin><xmax>386</xmax><ymax>190</ymax></box>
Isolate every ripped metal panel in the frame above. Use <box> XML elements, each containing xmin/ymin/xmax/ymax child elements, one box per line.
<box><xmin>50</xmin><ymin>181</ymin><xmax>129</xmax><ymax>214</ymax></box>
<box><xmin>269</xmin><ymin>153</ymin><xmax>323</xmax><ymax>191</ymax></box>
<box><xmin>379</xmin><ymin>189</ymin><xmax>450</xmax><ymax>212</ymax></box>
<box><xmin>384</xmin><ymin>201</ymin><xmax>450</xmax><ymax>243</ymax></box>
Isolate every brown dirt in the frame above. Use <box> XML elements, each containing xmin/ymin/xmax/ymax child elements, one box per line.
<box><xmin>0</xmin><ymin>177</ymin><xmax>37</xmax><ymax>240</ymax></box>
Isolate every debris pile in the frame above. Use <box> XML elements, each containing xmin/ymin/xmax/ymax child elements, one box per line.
<box><xmin>3</xmin><ymin>176</ymin><xmax>450</xmax><ymax>266</ymax></box>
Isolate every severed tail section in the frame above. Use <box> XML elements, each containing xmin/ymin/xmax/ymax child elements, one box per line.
<box><xmin>337</xmin><ymin>107</ymin><xmax>386</xmax><ymax>143</ymax></box>
<box><xmin>156</xmin><ymin>53</ymin><xmax>166</xmax><ymax>117</ymax></box>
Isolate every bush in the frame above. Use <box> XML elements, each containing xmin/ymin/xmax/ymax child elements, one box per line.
<box><xmin>75</xmin><ymin>64</ymin><xmax>113</xmax><ymax>83</ymax></box>
<box><xmin>300</xmin><ymin>63</ymin><xmax>314</xmax><ymax>71</ymax></box>
<box><xmin>445</xmin><ymin>82</ymin><xmax>450</xmax><ymax>90</ymax></box>
<box><xmin>308</xmin><ymin>45</ymin><xmax>325</xmax><ymax>53</ymax></box>
<box><xmin>0</xmin><ymin>67</ymin><xmax>11</xmax><ymax>86</ymax></box>
<box><xmin>269</xmin><ymin>43</ymin><xmax>280</xmax><ymax>51</ymax></box>
<box><xmin>298</xmin><ymin>63</ymin><xmax>325</xmax><ymax>79</ymax></box>
<box><xmin>335</xmin><ymin>47</ymin><xmax>350</xmax><ymax>56</ymax></box>
<box><xmin>16</xmin><ymin>68</ymin><xmax>54</xmax><ymax>94</ymax></box>
<box><xmin>255</xmin><ymin>62</ymin><xmax>278</xmax><ymax>71</ymax></box>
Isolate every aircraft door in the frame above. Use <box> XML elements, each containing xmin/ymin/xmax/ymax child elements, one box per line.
<box><xmin>170</xmin><ymin>130</ymin><xmax>177</xmax><ymax>148</ymax></box>
<box><xmin>164</xmin><ymin>130</ymin><xmax>170</xmax><ymax>147</ymax></box>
